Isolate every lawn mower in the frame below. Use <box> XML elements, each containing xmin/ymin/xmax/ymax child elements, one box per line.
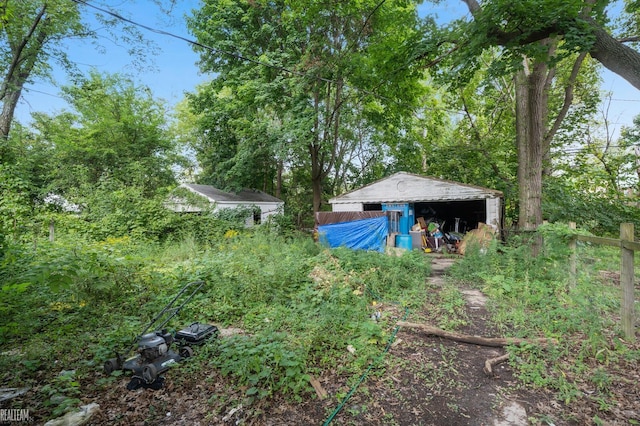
<box><xmin>103</xmin><ymin>280</ymin><xmax>219</xmax><ymax>388</ymax></box>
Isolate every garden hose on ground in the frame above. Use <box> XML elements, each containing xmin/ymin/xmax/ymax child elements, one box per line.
<box><xmin>322</xmin><ymin>303</ymin><xmax>409</xmax><ymax>425</ymax></box>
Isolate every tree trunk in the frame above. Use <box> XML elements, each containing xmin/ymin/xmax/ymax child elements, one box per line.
<box><xmin>398</xmin><ymin>322</ymin><xmax>557</xmax><ymax>347</ymax></box>
<box><xmin>0</xmin><ymin>5</ymin><xmax>48</xmax><ymax>140</ymax></box>
<box><xmin>275</xmin><ymin>159</ymin><xmax>283</xmax><ymax>199</ymax></box>
<box><xmin>515</xmin><ymin>68</ymin><xmax>529</xmax><ymax>231</ymax></box>
<box><xmin>310</xmin><ymin>89</ymin><xmax>323</xmax><ymax>213</ymax></box>
<box><xmin>516</xmin><ymin>57</ymin><xmax>548</xmax><ymax>234</ymax></box>
<box><xmin>311</xmin><ymin>171</ymin><xmax>322</xmax><ymax>213</ymax></box>
<box><xmin>310</xmin><ymin>137</ymin><xmax>323</xmax><ymax>213</ymax></box>
<box><xmin>0</xmin><ymin>87</ymin><xmax>21</xmax><ymax>141</ymax></box>
<box><xmin>308</xmin><ymin>78</ymin><xmax>343</xmax><ymax>214</ymax></box>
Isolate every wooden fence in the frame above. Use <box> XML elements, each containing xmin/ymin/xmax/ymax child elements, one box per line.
<box><xmin>569</xmin><ymin>222</ymin><xmax>639</xmax><ymax>341</ymax></box>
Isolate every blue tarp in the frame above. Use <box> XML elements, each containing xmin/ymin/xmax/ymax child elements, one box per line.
<box><xmin>318</xmin><ymin>216</ymin><xmax>389</xmax><ymax>252</ymax></box>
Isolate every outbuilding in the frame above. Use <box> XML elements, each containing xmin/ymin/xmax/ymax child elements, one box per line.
<box><xmin>166</xmin><ymin>183</ymin><xmax>284</xmax><ymax>224</ymax></box>
<box><xmin>328</xmin><ymin>172</ymin><xmax>503</xmax><ymax>235</ymax></box>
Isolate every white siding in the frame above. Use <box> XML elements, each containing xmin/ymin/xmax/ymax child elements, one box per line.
<box><xmin>485</xmin><ymin>197</ymin><xmax>501</xmax><ymax>228</ymax></box>
<box><xmin>331</xmin><ymin>202</ymin><xmax>363</xmax><ymax>212</ymax></box>
<box><xmin>329</xmin><ymin>173</ymin><xmax>503</xmax><ymax>230</ymax></box>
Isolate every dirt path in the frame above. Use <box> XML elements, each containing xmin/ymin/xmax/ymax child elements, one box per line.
<box><xmin>87</xmin><ymin>254</ymin><xmax>553</xmax><ymax>425</ymax></box>
<box><xmin>300</xmin><ymin>254</ymin><xmax>546</xmax><ymax>426</ymax></box>
<box><xmin>399</xmin><ymin>255</ymin><xmax>536</xmax><ymax>425</ymax></box>
<box><xmin>259</xmin><ymin>255</ymin><xmax>550</xmax><ymax>425</ymax></box>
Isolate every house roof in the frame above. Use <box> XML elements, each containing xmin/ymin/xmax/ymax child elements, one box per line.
<box><xmin>329</xmin><ymin>172</ymin><xmax>503</xmax><ymax>204</ymax></box>
<box><xmin>182</xmin><ymin>183</ymin><xmax>284</xmax><ymax>204</ymax></box>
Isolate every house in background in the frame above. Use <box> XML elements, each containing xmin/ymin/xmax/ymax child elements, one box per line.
<box><xmin>166</xmin><ymin>183</ymin><xmax>284</xmax><ymax>225</ymax></box>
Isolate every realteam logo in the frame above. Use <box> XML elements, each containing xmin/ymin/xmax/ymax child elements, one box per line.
<box><xmin>0</xmin><ymin>409</ymin><xmax>30</xmax><ymax>422</ymax></box>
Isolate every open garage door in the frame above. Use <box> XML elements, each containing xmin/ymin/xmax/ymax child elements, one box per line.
<box><xmin>414</xmin><ymin>200</ymin><xmax>486</xmax><ymax>234</ymax></box>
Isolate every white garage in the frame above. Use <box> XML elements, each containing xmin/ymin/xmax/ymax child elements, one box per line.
<box><xmin>328</xmin><ymin>172</ymin><xmax>503</xmax><ymax>234</ymax></box>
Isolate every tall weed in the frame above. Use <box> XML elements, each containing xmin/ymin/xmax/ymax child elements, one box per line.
<box><xmin>1</xmin><ymin>227</ymin><xmax>431</xmax><ymax>405</ymax></box>
<box><xmin>448</xmin><ymin>222</ymin><xmax>637</xmax><ymax>411</ymax></box>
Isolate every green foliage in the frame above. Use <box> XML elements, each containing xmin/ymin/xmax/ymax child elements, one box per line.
<box><xmin>435</xmin><ymin>284</ymin><xmax>468</xmax><ymax>330</ymax></box>
<box><xmin>543</xmin><ymin>177</ymin><xmax>640</xmax><ymax>236</ymax></box>
<box><xmin>0</xmin><ymin>164</ymin><xmax>33</xmax><ymax>244</ymax></box>
<box><xmin>447</xmin><ymin>223</ymin><xmax>639</xmax><ymax>412</ymax></box>
<box><xmin>0</xmin><ymin>227</ymin><xmax>430</xmax><ymax>416</ymax></box>
<box><xmin>1</xmin><ymin>0</ymin><xmax>83</xmax><ymax>138</ymax></box>
<box><xmin>20</xmin><ymin>236</ymin><xmax>143</xmax><ymax>297</ymax></box>
<box><xmin>424</xmin><ymin>0</ymin><xmax>605</xmax><ymax>86</ymax></box>
<box><xmin>187</xmin><ymin>0</ymin><xmax>430</xmax><ymax>212</ymax></box>
<box><xmin>423</xmin><ymin>48</ymin><xmax>518</xmax><ymax>211</ymax></box>
<box><xmin>31</xmin><ymin>71</ymin><xmax>180</xmax><ymax>197</ymax></box>
<box><xmin>213</xmin><ymin>332</ymin><xmax>309</xmax><ymax>399</ymax></box>
<box><xmin>1</xmin><ymin>0</ymin><xmax>156</xmax><ymax>139</ymax></box>
<box><xmin>211</xmin><ymin>205</ymin><xmax>257</xmax><ymax>229</ymax></box>
<box><xmin>40</xmin><ymin>370</ymin><xmax>83</xmax><ymax>417</ymax></box>
<box><xmin>2</xmin><ymin>71</ymin><xmax>188</xmax><ymax>247</ymax></box>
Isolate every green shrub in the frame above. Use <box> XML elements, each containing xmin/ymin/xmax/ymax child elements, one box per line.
<box><xmin>448</xmin><ymin>222</ymin><xmax>638</xmax><ymax>412</ymax></box>
<box><xmin>1</xmin><ymin>227</ymin><xmax>431</xmax><ymax>408</ymax></box>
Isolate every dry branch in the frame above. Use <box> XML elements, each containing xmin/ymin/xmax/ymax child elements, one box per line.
<box><xmin>309</xmin><ymin>375</ymin><xmax>327</xmax><ymax>399</ymax></box>
<box><xmin>483</xmin><ymin>353</ymin><xmax>510</xmax><ymax>376</ymax></box>
<box><xmin>398</xmin><ymin>322</ymin><xmax>557</xmax><ymax>347</ymax></box>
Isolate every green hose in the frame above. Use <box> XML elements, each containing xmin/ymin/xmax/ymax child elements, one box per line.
<box><xmin>322</xmin><ymin>305</ymin><xmax>409</xmax><ymax>425</ymax></box>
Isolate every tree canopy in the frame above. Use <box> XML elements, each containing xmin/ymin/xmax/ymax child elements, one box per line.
<box><xmin>0</xmin><ymin>0</ymin><xmax>156</xmax><ymax>141</ymax></box>
<box><xmin>1</xmin><ymin>0</ymin><xmax>638</xmax><ymax>234</ymax></box>
<box><xmin>186</xmin><ymin>0</ymin><xmax>432</xmax><ymax>213</ymax></box>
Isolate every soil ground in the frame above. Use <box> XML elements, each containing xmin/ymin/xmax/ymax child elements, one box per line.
<box><xmin>9</xmin><ymin>255</ymin><xmax>639</xmax><ymax>425</ymax></box>
<box><xmin>84</xmin><ymin>255</ymin><xmax>554</xmax><ymax>426</ymax></box>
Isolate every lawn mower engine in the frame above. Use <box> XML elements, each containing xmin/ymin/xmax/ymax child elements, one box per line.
<box><xmin>105</xmin><ymin>326</ymin><xmax>217</xmax><ymax>389</ymax></box>
<box><xmin>102</xmin><ymin>280</ymin><xmax>219</xmax><ymax>389</ymax></box>
<box><xmin>124</xmin><ymin>331</ymin><xmax>185</xmax><ymax>384</ymax></box>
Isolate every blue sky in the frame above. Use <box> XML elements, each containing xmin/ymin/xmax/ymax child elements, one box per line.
<box><xmin>14</xmin><ymin>0</ymin><xmax>640</xmax><ymax>135</ymax></box>
<box><xmin>16</xmin><ymin>0</ymin><xmax>204</xmax><ymax>121</ymax></box>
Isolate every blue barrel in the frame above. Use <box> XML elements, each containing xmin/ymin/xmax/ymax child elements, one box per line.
<box><xmin>395</xmin><ymin>234</ymin><xmax>412</xmax><ymax>250</ymax></box>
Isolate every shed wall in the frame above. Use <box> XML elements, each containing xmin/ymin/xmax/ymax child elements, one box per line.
<box><xmin>332</xmin><ymin>202</ymin><xmax>363</xmax><ymax>212</ymax></box>
<box><xmin>332</xmin><ymin>174</ymin><xmax>499</xmax><ymax>204</ymax></box>
<box><xmin>485</xmin><ymin>197</ymin><xmax>501</xmax><ymax>228</ymax></box>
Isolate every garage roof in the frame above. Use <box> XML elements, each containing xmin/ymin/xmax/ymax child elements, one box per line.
<box><xmin>329</xmin><ymin>172</ymin><xmax>503</xmax><ymax>204</ymax></box>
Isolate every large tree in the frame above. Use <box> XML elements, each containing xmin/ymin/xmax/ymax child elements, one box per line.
<box><xmin>0</xmin><ymin>0</ymin><xmax>81</xmax><ymax>140</ymax></box>
<box><xmin>419</xmin><ymin>0</ymin><xmax>639</xmax><ymax>231</ymax></box>
<box><xmin>0</xmin><ymin>0</ymin><xmax>160</xmax><ymax>144</ymax></box>
<box><xmin>30</xmin><ymin>71</ymin><xmax>179</xmax><ymax>198</ymax></box>
<box><xmin>458</xmin><ymin>0</ymin><xmax>640</xmax><ymax>90</ymax></box>
<box><xmin>187</xmin><ymin>0</ymin><xmax>429</xmax><ymax>213</ymax></box>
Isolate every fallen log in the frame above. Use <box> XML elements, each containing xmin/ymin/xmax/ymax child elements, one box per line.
<box><xmin>397</xmin><ymin>322</ymin><xmax>557</xmax><ymax>348</ymax></box>
<box><xmin>483</xmin><ymin>353</ymin><xmax>510</xmax><ymax>376</ymax></box>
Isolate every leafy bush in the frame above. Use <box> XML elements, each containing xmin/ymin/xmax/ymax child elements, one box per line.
<box><xmin>213</xmin><ymin>332</ymin><xmax>309</xmax><ymax>400</ymax></box>
<box><xmin>1</xmin><ymin>225</ymin><xmax>431</xmax><ymax>411</ymax></box>
<box><xmin>543</xmin><ymin>179</ymin><xmax>640</xmax><ymax>237</ymax></box>
<box><xmin>189</xmin><ymin>242</ymin><xmax>430</xmax><ymax>398</ymax></box>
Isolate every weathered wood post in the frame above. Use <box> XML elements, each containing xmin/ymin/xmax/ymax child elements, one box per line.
<box><xmin>620</xmin><ymin>223</ymin><xmax>635</xmax><ymax>342</ymax></box>
<box><xmin>569</xmin><ymin>222</ymin><xmax>576</xmax><ymax>288</ymax></box>
<box><xmin>49</xmin><ymin>219</ymin><xmax>55</xmax><ymax>243</ymax></box>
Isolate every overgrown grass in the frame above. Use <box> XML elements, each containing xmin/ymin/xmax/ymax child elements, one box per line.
<box><xmin>0</xmin><ymin>226</ymin><xmax>430</xmax><ymax>420</ymax></box>
<box><xmin>447</xmin><ymin>222</ymin><xmax>640</xmax><ymax>423</ymax></box>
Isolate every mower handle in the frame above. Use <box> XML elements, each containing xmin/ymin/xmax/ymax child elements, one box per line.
<box><xmin>138</xmin><ymin>280</ymin><xmax>205</xmax><ymax>339</ymax></box>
